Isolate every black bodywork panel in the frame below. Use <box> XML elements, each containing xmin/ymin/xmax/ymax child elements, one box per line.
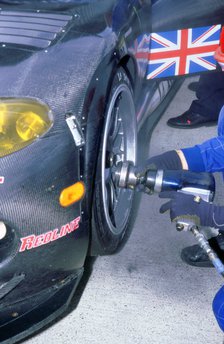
<box><xmin>0</xmin><ymin>0</ymin><xmax>222</xmax><ymax>342</ymax></box>
<box><xmin>152</xmin><ymin>0</ymin><xmax>224</xmax><ymax>32</ymax></box>
<box><xmin>0</xmin><ymin>1</ymin><xmax>152</xmax><ymax>342</ymax></box>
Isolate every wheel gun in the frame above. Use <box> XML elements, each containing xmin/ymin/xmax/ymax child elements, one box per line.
<box><xmin>115</xmin><ymin>161</ymin><xmax>224</xmax><ymax>277</ymax></box>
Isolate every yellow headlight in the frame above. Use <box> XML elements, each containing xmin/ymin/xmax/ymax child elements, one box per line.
<box><xmin>16</xmin><ymin>111</ymin><xmax>48</xmax><ymax>141</ymax></box>
<box><xmin>0</xmin><ymin>98</ymin><xmax>53</xmax><ymax>157</ymax></box>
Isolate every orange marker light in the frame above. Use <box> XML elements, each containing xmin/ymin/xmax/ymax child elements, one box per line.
<box><xmin>59</xmin><ymin>181</ymin><xmax>85</xmax><ymax>207</ymax></box>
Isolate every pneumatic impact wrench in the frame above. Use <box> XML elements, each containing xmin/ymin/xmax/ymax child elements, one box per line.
<box><xmin>115</xmin><ymin>161</ymin><xmax>224</xmax><ymax>277</ymax></box>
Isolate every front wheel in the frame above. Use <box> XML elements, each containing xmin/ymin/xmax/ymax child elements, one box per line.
<box><xmin>91</xmin><ymin>67</ymin><xmax>137</xmax><ymax>255</ymax></box>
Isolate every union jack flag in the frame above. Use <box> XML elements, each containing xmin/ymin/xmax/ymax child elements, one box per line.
<box><xmin>146</xmin><ymin>25</ymin><xmax>221</xmax><ymax>79</ymax></box>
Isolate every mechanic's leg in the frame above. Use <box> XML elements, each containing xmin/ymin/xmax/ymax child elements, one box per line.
<box><xmin>181</xmin><ymin>236</ymin><xmax>224</xmax><ymax>268</ymax></box>
<box><xmin>167</xmin><ymin>71</ymin><xmax>224</xmax><ymax>128</ymax></box>
<box><xmin>189</xmin><ymin>71</ymin><xmax>224</xmax><ymax>121</ymax></box>
<box><xmin>213</xmin><ymin>285</ymin><xmax>224</xmax><ymax>332</ymax></box>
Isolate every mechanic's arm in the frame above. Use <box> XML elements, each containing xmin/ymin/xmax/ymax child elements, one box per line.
<box><xmin>144</xmin><ymin>134</ymin><xmax>224</xmax><ymax>174</ymax></box>
<box><xmin>158</xmin><ymin>135</ymin><xmax>224</xmax><ymax>232</ymax></box>
<box><xmin>137</xmin><ymin>150</ymin><xmax>186</xmax><ymax>175</ymax></box>
<box><xmin>144</xmin><ymin>133</ymin><xmax>224</xmax><ymax>230</ymax></box>
<box><xmin>180</xmin><ymin>133</ymin><xmax>224</xmax><ymax>173</ymax></box>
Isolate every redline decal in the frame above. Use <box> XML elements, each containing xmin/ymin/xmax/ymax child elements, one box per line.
<box><xmin>0</xmin><ymin>177</ymin><xmax>4</xmax><ymax>184</ymax></box>
<box><xmin>19</xmin><ymin>216</ymin><xmax>81</xmax><ymax>252</ymax></box>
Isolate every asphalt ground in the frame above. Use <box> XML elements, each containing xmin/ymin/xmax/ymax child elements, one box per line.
<box><xmin>25</xmin><ymin>76</ymin><xmax>224</xmax><ymax>344</ymax></box>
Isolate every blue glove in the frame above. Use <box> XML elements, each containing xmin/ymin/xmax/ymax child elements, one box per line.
<box><xmin>159</xmin><ymin>191</ymin><xmax>224</xmax><ymax>230</ymax></box>
<box><xmin>135</xmin><ymin>150</ymin><xmax>182</xmax><ymax>177</ymax></box>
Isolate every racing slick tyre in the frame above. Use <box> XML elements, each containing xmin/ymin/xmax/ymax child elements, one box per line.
<box><xmin>91</xmin><ymin>67</ymin><xmax>137</xmax><ymax>255</ymax></box>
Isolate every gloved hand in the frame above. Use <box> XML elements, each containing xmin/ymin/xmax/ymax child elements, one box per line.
<box><xmin>159</xmin><ymin>191</ymin><xmax>224</xmax><ymax>231</ymax></box>
<box><xmin>135</xmin><ymin>150</ymin><xmax>182</xmax><ymax>177</ymax></box>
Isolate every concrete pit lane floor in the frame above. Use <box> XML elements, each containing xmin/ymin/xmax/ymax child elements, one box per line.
<box><xmin>25</xmin><ymin>77</ymin><xmax>223</xmax><ymax>344</ymax></box>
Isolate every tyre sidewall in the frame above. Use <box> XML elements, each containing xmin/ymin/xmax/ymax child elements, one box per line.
<box><xmin>91</xmin><ymin>67</ymin><xmax>136</xmax><ymax>255</ymax></box>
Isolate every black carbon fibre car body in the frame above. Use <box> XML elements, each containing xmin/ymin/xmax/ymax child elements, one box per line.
<box><xmin>0</xmin><ymin>0</ymin><xmax>224</xmax><ymax>343</ymax></box>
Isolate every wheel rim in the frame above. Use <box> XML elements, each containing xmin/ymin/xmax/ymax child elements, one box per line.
<box><xmin>101</xmin><ymin>84</ymin><xmax>137</xmax><ymax>235</ymax></box>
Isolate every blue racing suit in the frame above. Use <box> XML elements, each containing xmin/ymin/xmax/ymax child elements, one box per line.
<box><xmin>182</xmin><ymin>106</ymin><xmax>224</xmax><ymax>173</ymax></box>
<box><xmin>172</xmin><ymin>107</ymin><xmax>224</xmax><ymax>332</ymax></box>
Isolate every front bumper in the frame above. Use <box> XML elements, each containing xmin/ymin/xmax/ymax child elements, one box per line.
<box><xmin>0</xmin><ymin>268</ymin><xmax>83</xmax><ymax>343</ymax></box>
<box><xmin>0</xmin><ymin>124</ymin><xmax>89</xmax><ymax>342</ymax></box>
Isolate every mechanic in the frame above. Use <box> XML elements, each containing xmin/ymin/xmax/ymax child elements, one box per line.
<box><xmin>143</xmin><ymin>104</ymin><xmax>224</xmax><ymax>267</ymax></box>
<box><xmin>166</xmin><ymin>70</ymin><xmax>224</xmax><ymax>128</ymax></box>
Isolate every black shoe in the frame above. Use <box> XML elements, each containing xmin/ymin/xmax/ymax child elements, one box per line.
<box><xmin>167</xmin><ymin>110</ymin><xmax>217</xmax><ymax>129</ymax></box>
<box><xmin>187</xmin><ymin>81</ymin><xmax>198</xmax><ymax>92</ymax></box>
<box><xmin>181</xmin><ymin>235</ymin><xmax>224</xmax><ymax>268</ymax></box>
<box><xmin>181</xmin><ymin>244</ymin><xmax>213</xmax><ymax>267</ymax></box>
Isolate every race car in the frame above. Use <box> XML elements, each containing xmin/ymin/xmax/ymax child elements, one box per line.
<box><xmin>0</xmin><ymin>0</ymin><xmax>223</xmax><ymax>343</ymax></box>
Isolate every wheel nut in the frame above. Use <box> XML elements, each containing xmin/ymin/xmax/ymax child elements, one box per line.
<box><xmin>176</xmin><ymin>223</ymin><xmax>184</xmax><ymax>231</ymax></box>
<box><xmin>194</xmin><ymin>195</ymin><xmax>201</xmax><ymax>203</ymax></box>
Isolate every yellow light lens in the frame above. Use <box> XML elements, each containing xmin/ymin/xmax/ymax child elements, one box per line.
<box><xmin>0</xmin><ymin>98</ymin><xmax>52</xmax><ymax>157</ymax></box>
<box><xmin>16</xmin><ymin>111</ymin><xmax>48</xmax><ymax>141</ymax></box>
<box><xmin>59</xmin><ymin>181</ymin><xmax>85</xmax><ymax>207</ymax></box>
